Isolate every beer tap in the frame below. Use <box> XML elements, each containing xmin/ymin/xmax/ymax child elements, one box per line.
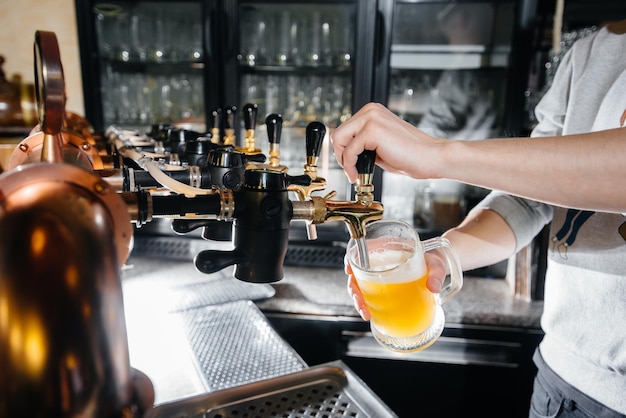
<box><xmin>222</xmin><ymin>105</ymin><xmax>237</xmax><ymax>146</ymax></box>
<box><xmin>252</xmin><ymin>113</ymin><xmax>288</xmax><ymax>172</ymax></box>
<box><xmin>291</xmin><ymin>150</ymin><xmax>384</xmax><ymax>239</ymax></box>
<box><xmin>134</xmin><ymin>168</ymin><xmax>312</xmax><ymax>283</ymax></box>
<box><xmin>239</xmin><ymin>102</ymin><xmax>262</xmax><ymax>154</ymax></box>
<box><xmin>210</xmin><ymin>108</ymin><xmax>222</xmax><ymax>144</ymax></box>
<box><xmin>169</xmin><ymin>146</ymin><xmax>266</xmax><ymax>240</ymax></box>
<box><xmin>130</xmin><ymin>134</ymin><xmax>383</xmax><ymax>281</ymax></box>
<box><xmin>288</xmin><ymin>121</ymin><xmax>330</xmax><ymax>240</ymax></box>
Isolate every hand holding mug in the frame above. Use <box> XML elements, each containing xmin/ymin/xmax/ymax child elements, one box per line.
<box><xmin>346</xmin><ymin>220</ymin><xmax>463</xmax><ymax>352</ymax></box>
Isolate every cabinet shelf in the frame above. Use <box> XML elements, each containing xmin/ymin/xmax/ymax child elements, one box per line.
<box><xmin>390</xmin><ymin>44</ymin><xmax>511</xmax><ymax>70</ymax></box>
<box><xmin>105</xmin><ymin>60</ymin><xmax>205</xmax><ymax>74</ymax></box>
<box><xmin>239</xmin><ymin>63</ymin><xmax>352</xmax><ymax>76</ymax></box>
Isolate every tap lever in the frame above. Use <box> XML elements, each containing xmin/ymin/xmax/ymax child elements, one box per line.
<box><xmin>243</xmin><ymin>169</ymin><xmax>311</xmax><ymax>190</ymax></box>
<box><xmin>241</xmin><ymin>103</ymin><xmax>260</xmax><ymax>153</ymax></box>
<box><xmin>243</xmin><ymin>103</ymin><xmax>258</xmax><ymax>130</ymax></box>
<box><xmin>288</xmin><ymin>174</ymin><xmax>313</xmax><ymax>187</ymax></box>
<box><xmin>223</xmin><ymin>105</ymin><xmax>237</xmax><ymax>145</ymax></box>
<box><xmin>244</xmin><ymin>152</ymin><xmax>266</xmax><ymax>164</ymax></box>
<box><xmin>195</xmin><ymin>249</ymin><xmax>246</xmax><ymax>274</ymax></box>
<box><xmin>298</xmin><ymin>121</ymin><xmax>328</xmax><ymax>240</ymax></box>
<box><xmin>172</xmin><ymin>218</ymin><xmax>210</xmax><ymax>234</ymax></box>
<box><xmin>305</xmin><ymin>121</ymin><xmax>325</xmax><ymax>159</ymax></box>
<box><xmin>356</xmin><ymin>150</ymin><xmax>376</xmax><ymax>175</ymax></box>
<box><xmin>265</xmin><ymin>113</ymin><xmax>284</xmax><ymax>170</ymax></box>
<box><xmin>266</xmin><ymin>113</ymin><xmax>282</xmax><ymax>145</ymax></box>
<box><xmin>172</xmin><ymin>218</ymin><xmax>234</xmax><ymax>242</ymax></box>
<box><xmin>211</xmin><ymin>108</ymin><xmax>222</xmax><ymax>144</ymax></box>
<box><xmin>355</xmin><ymin>150</ymin><xmax>376</xmax><ymax>206</ymax></box>
<box><xmin>304</xmin><ymin>121</ymin><xmax>326</xmax><ymax>177</ymax></box>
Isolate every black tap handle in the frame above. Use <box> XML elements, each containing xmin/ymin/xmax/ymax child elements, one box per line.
<box><xmin>288</xmin><ymin>174</ymin><xmax>313</xmax><ymax>187</ymax></box>
<box><xmin>265</xmin><ymin>113</ymin><xmax>283</xmax><ymax>145</ymax></box>
<box><xmin>243</xmin><ymin>153</ymin><xmax>267</xmax><ymax>164</ymax></box>
<box><xmin>243</xmin><ymin>103</ymin><xmax>258</xmax><ymax>130</ymax></box>
<box><xmin>212</xmin><ymin>108</ymin><xmax>222</xmax><ymax>130</ymax></box>
<box><xmin>195</xmin><ymin>249</ymin><xmax>245</xmax><ymax>274</ymax></box>
<box><xmin>356</xmin><ymin>150</ymin><xmax>376</xmax><ymax>175</ymax></box>
<box><xmin>172</xmin><ymin>219</ymin><xmax>210</xmax><ymax>234</ymax></box>
<box><xmin>224</xmin><ymin>105</ymin><xmax>237</xmax><ymax>130</ymax></box>
<box><xmin>305</xmin><ymin>121</ymin><xmax>326</xmax><ymax>158</ymax></box>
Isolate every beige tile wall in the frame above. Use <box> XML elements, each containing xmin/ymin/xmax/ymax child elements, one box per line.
<box><xmin>0</xmin><ymin>0</ymin><xmax>84</xmax><ymax>116</ymax></box>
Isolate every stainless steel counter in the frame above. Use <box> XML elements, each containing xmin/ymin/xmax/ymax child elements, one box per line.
<box><xmin>122</xmin><ymin>244</ymin><xmax>543</xmax><ymax>415</ymax></box>
<box><xmin>121</xmin><ymin>255</ymin><xmax>399</xmax><ymax>417</ymax></box>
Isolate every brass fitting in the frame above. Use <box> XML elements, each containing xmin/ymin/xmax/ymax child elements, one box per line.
<box><xmin>292</xmin><ymin>195</ymin><xmax>384</xmax><ymax>239</ymax></box>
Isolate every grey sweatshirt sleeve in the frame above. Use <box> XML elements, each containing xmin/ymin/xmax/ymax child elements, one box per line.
<box><xmin>469</xmin><ymin>43</ymin><xmax>573</xmax><ymax>252</ymax></box>
<box><xmin>473</xmin><ymin>192</ymin><xmax>553</xmax><ymax>253</ymax></box>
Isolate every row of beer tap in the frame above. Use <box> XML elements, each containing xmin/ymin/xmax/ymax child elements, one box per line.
<box><xmin>120</xmin><ymin>101</ymin><xmax>384</xmax><ymax>282</ymax></box>
<box><xmin>14</xmin><ymin>99</ymin><xmax>385</xmax><ymax>283</ymax></box>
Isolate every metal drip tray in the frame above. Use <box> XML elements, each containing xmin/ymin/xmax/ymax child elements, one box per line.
<box><xmin>145</xmin><ymin>361</ymin><xmax>398</xmax><ymax>418</ymax></box>
<box><xmin>180</xmin><ymin>301</ymin><xmax>306</xmax><ymax>392</ymax></box>
<box><xmin>283</xmin><ymin>241</ymin><xmax>346</xmax><ymax>269</ymax></box>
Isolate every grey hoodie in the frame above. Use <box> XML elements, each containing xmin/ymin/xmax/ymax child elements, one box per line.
<box><xmin>478</xmin><ymin>22</ymin><xmax>626</xmax><ymax>413</ymax></box>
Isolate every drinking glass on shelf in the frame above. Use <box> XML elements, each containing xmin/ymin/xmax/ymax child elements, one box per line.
<box><xmin>264</xmin><ymin>75</ymin><xmax>282</xmax><ymax>117</ymax></box>
<box><xmin>306</xmin><ymin>11</ymin><xmax>322</xmax><ymax>65</ymax></box>
<box><xmin>94</xmin><ymin>3</ymin><xmax>127</xmax><ymax>60</ymax></box>
<box><xmin>183</xmin><ymin>19</ymin><xmax>204</xmax><ymax>61</ymax></box>
<box><xmin>151</xmin><ymin>9</ymin><xmax>173</xmax><ymax>62</ymax></box>
<box><xmin>332</xmin><ymin>8</ymin><xmax>354</xmax><ymax>65</ymax></box>
<box><xmin>130</xmin><ymin>8</ymin><xmax>153</xmax><ymax>62</ymax></box>
<box><xmin>240</xmin><ymin>6</ymin><xmax>272</xmax><ymax>66</ymax></box>
<box><xmin>275</xmin><ymin>10</ymin><xmax>292</xmax><ymax>65</ymax></box>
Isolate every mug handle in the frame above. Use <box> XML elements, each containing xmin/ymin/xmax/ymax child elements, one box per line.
<box><xmin>423</xmin><ymin>237</ymin><xmax>463</xmax><ymax>304</ymax></box>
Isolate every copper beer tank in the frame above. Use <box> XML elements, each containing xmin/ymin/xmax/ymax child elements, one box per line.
<box><xmin>0</xmin><ymin>163</ymin><xmax>142</xmax><ymax>417</ymax></box>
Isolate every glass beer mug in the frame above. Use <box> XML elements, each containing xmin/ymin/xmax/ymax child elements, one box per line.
<box><xmin>347</xmin><ymin>219</ymin><xmax>463</xmax><ymax>352</ymax></box>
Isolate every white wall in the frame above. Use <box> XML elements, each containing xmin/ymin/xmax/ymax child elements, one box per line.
<box><xmin>0</xmin><ymin>0</ymin><xmax>84</xmax><ymax>115</ymax></box>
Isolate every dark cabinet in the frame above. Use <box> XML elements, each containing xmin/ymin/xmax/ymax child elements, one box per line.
<box><xmin>75</xmin><ymin>0</ymin><xmax>377</xmax><ymax>132</ymax></box>
<box><xmin>75</xmin><ymin>0</ymin><xmax>539</xmax><ymax>141</ymax></box>
<box><xmin>265</xmin><ymin>312</ymin><xmax>543</xmax><ymax>418</ymax></box>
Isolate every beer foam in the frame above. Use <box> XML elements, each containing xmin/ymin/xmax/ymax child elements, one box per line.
<box><xmin>362</xmin><ymin>248</ymin><xmax>427</xmax><ymax>283</ymax></box>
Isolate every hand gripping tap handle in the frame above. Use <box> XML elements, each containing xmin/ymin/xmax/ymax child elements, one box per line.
<box><xmin>356</xmin><ymin>150</ymin><xmax>376</xmax><ymax>187</ymax></box>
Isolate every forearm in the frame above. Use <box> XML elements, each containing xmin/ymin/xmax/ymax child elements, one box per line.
<box><xmin>437</xmin><ymin>128</ymin><xmax>626</xmax><ymax>213</ymax></box>
<box><xmin>442</xmin><ymin>208</ymin><xmax>516</xmax><ymax>272</ymax></box>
